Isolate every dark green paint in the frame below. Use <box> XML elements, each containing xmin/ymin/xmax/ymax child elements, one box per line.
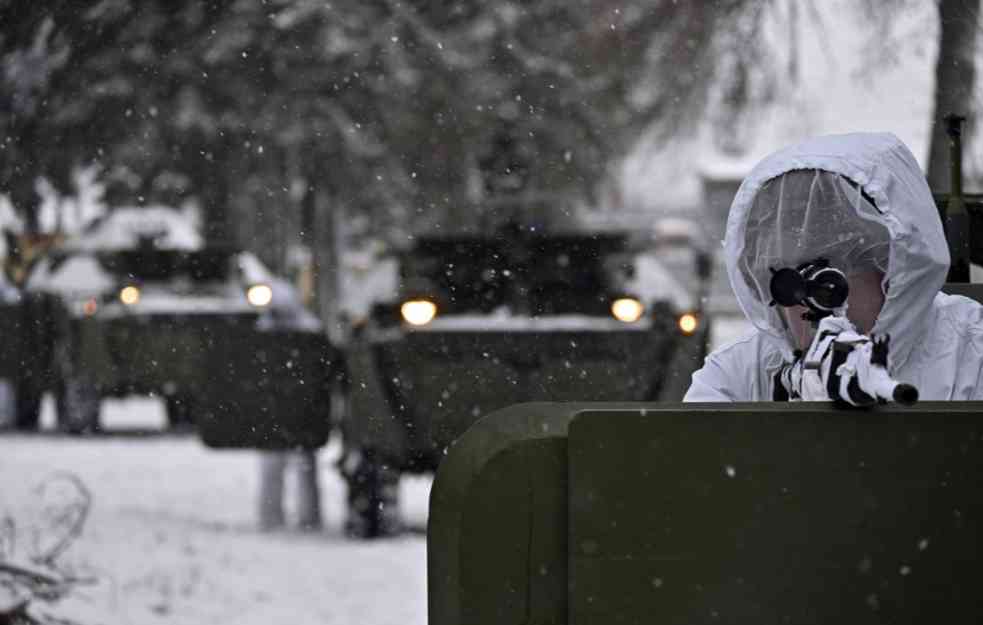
<box><xmin>429</xmin><ymin>402</ymin><xmax>585</xmax><ymax>625</ymax></box>
<box><xmin>933</xmin><ymin>194</ymin><xmax>983</xmax><ymax>270</ymax></box>
<box><xmin>197</xmin><ymin>329</ymin><xmax>337</xmax><ymax>449</ymax></box>
<box><xmin>429</xmin><ymin>402</ymin><xmax>983</xmax><ymax>625</ymax></box>
<box><xmin>941</xmin><ymin>282</ymin><xmax>983</xmax><ymax>302</ymax></box>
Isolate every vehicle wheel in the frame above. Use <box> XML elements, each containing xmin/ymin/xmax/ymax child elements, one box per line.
<box><xmin>13</xmin><ymin>382</ymin><xmax>42</xmax><ymax>431</ymax></box>
<box><xmin>165</xmin><ymin>394</ymin><xmax>196</xmax><ymax>429</ymax></box>
<box><xmin>55</xmin><ymin>376</ymin><xmax>101</xmax><ymax>434</ymax></box>
<box><xmin>341</xmin><ymin>448</ymin><xmax>402</xmax><ymax>539</ymax></box>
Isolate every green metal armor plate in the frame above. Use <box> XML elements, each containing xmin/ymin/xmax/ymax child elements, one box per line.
<box><xmin>429</xmin><ymin>401</ymin><xmax>983</xmax><ymax>625</ymax></box>
<box><xmin>197</xmin><ymin>329</ymin><xmax>337</xmax><ymax>449</ymax></box>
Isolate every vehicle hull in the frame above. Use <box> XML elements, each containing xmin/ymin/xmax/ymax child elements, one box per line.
<box><xmin>14</xmin><ymin>295</ymin><xmax>336</xmax><ymax>447</ymax></box>
<box><xmin>346</xmin><ymin>321</ymin><xmax>709</xmax><ymax>471</ymax></box>
<box><xmin>70</xmin><ymin>312</ymin><xmax>259</xmax><ymax>394</ymax></box>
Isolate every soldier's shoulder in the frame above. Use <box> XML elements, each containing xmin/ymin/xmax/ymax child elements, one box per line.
<box><xmin>935</xmin><ymin>291</ymin><xmax>983</xmax><ymax>355</ymax></box>
<box><xmin>706</xmin><ymin>326</ymin><xmax>778</xmax><ymax>362</ymax></box>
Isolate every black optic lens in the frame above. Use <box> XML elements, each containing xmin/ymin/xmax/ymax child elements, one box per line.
<box><xmin>806</xmin><ymin>267</ymin><xmax>849</xmax><ymax>310</ymax></box>
<box><xmin>769</xmin><ymin>267</ymin><xmax>808</xmax><ymax>307</ymax></box>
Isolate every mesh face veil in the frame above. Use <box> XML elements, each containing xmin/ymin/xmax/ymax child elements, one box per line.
<box><xmin>736</xmin><ymin>169</ymin><xmax>891</xmax><ymax>344</ymax></box>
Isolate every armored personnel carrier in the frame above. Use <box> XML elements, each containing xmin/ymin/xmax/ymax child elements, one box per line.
<box><xmin>13</xmin><ymin>206</ymin><xmax>336</xmax><ymax>443</ymax></box>
<box><xmin>341</xmin><ymin>216</ymin><xmax>713</xmax><ymax>537</ymax></box>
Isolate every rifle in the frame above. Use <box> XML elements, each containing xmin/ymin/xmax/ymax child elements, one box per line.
<box><xmin>770</xmin><ymin>260</ymin><xmax>918</xmax><ymax>406</ymax></box>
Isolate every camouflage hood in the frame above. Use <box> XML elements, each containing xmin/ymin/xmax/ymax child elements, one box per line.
<box><xmin>724</xmin><ymin>132</ymin><xmax>950</xmax><ymax>369</ymax></box>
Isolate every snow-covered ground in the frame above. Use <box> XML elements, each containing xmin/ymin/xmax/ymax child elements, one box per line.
<box><xmin>0</xmin><ymin>398</ymin><xmax>431</xmax><ymax>625</ymax></box>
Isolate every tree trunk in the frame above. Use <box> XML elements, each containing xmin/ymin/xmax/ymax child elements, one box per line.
<box><xmin>311</xmin><ymin>190</ymin><xmax>344</xmax><ymax>343</ymax></box>
<box><xmin>927</xmin><ymin>0</ymin><xmax>981</xmax><ymax>192</ymax></box>
<box><xmin>7</xmin><ymin>178</ymin><xmax>41</xmax><ymax>236</ymax></box>
<box><xmin>201</xmin><ymin>135</ymin><xmax>233</xmax><ymax>247</ymax></box>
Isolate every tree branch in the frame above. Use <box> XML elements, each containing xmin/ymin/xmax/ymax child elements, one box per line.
<box><xmin>31</xmin><ymin>472</ymin><xmax>91</xmax><ymax>567</ymax></box>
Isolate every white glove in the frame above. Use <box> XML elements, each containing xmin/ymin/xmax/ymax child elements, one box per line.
<box><xmin>778</xmin><ymin>316</ymin><xmax>918</xmax><ymax>405</ymax></box>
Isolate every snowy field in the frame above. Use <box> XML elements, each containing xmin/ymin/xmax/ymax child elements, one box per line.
<box><xmin>0</xmin><ymin>319</ymin><xmax>749</xmax><ymax>625</ymax></box>
<box><xmin>0</xmin><ymin>399</ymin><xmax>431</xmax><ymax>625</ymax></box>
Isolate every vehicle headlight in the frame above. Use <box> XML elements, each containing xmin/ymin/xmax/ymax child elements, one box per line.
<box><xmin>401</xmin><ymin>299</ymin><xmax>437</xmax><ymax>326</ymax></box>
<box><xmin>247</xmin><ymin>284</ymin><xmax>273</xmax><ymax>307</ymax></box>
<box><xmin>120</xmin><ymin>285</ymin><xmax>141</xmax><ymax>306</ymax></box>
<box><xmin>678</xmin><ymin>312</ymin><xmax>700</xmax><ymax>335</ymax></box>
<box><xmin>611</xmin><ymin>297</ymin><xmax>644</xmax><ymax>323</ymax></box>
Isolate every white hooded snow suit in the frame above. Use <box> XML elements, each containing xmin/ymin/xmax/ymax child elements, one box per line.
<box><xmin>685</xmin><ymin>132</ymin><xmax>983</xmax><ymax>401</ymax></box>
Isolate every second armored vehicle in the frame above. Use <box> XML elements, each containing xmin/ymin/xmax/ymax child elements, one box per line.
<box><xmin>15</xmin><ymin>206</ymin><xmax>336</xmax><ymax>444</ymax></box>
